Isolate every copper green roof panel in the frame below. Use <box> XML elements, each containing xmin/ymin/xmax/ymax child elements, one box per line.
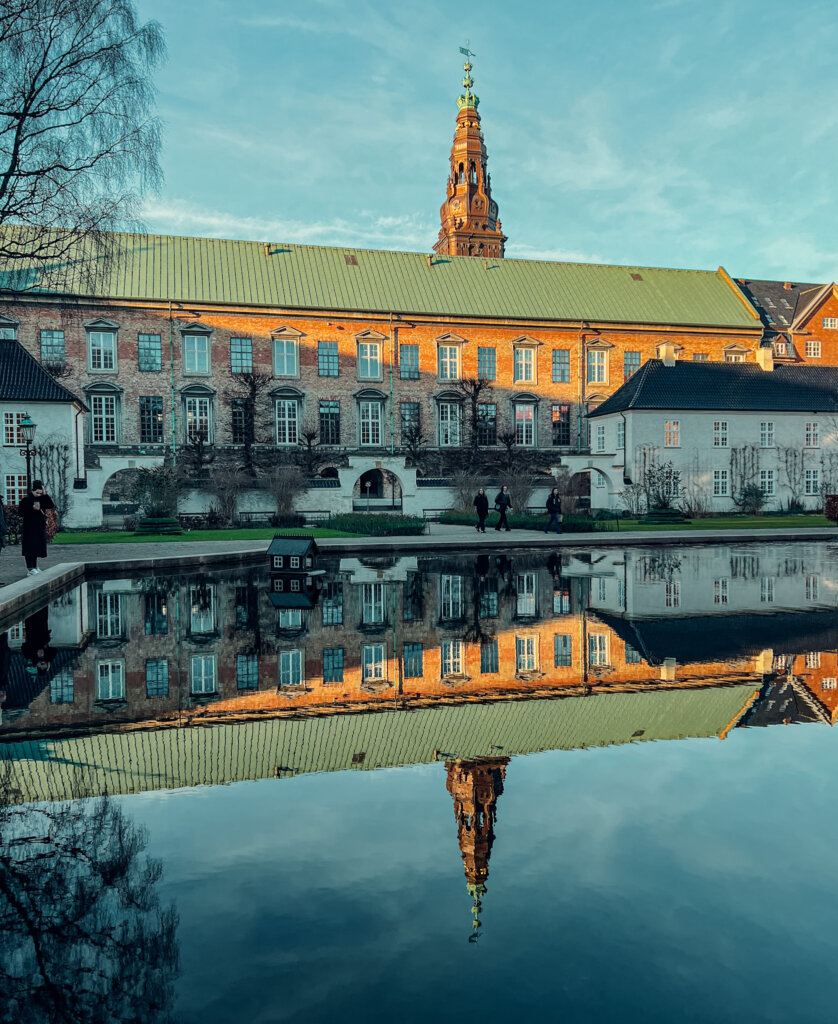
<box><xmin>1</xmin><ymin>685</ymin><xmax>757</xmax><ymax>804</ymax></box>
<box><xmin>0</xmin><ymin>228</ymin><xmax>760</xmax><ymax>328</ymax></box>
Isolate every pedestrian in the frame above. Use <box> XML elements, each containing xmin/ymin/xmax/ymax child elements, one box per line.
<box><xmin>21</xmin><ymin>606</ymin><xmax>55</xmax><ymax>675</ymax></box>
<box><xmin>20</xmin><ymin>480</ymin><xmax>55</xmax><ymax>576</ymax></box>
<box><xmin>473</xmin><ymin>487</ymin><xmax>489</xmax><ymax>533</ymax></box>
<box><xmin>494</xmin><ymin>485</ymin><xmax>512</xmax><ymax>532</ymax></box>
<box><xmin>544</xmin><ymin>487</ymin><xmax>562</xmax><ymax>533</ymax></box>
<box><xmin>0</xmin><ymin>493</ymin><xmax>7</xmax><ymax>557</ymax></box>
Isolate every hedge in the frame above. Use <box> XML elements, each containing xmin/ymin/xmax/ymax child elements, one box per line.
<box><xmin>327</xmin><ymin>512</ymin><xmax>426</xmax><ymax>536</ymax></box>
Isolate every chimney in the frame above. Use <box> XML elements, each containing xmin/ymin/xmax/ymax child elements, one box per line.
<box><xmin>660</xmin><ymin>658</ymin><xmax>677</xmax><ymax>683</ymax></box>
<box><xmin>756</xmin><ymin>346</ymin><xmax>774</xmax><ymax>371</ymax></box>
<box><xmin>659</xmin><ymin>340</ymin><xmax>677</xmax><ymax>367</ymax></box>
<box><xmin>783</xmin><ymin>282</ymin><xmax>793</xmax><ymax>290</ymax></box>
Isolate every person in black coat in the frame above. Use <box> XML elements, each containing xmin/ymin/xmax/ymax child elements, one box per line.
<box><xmin>20</xmin><ymin>480</ymin><xmax>55</xmax><ymax>575</ymax></box>
<box><xmin>0</xmin><ymin>494</ymin><xmax>7</xmax><ymax>555</ymax></box>
<box><xmin>21</xmin><ymin>606</ymin><xmax>55</xmax><ymax>674</ymax></box>
<box><xmin>473</xmin><ymin>488</ymin><xmax>489</xmax><ymax>533</ymax></box>
<box><xmin>545</xmin><ymin>487</ymin><xmax>562</xmax><ymax>533</ymax></box>
<box><xmin>494</xmin><ymin>485</ymin><xmax>512</xmax><ymax>532</ymax></box>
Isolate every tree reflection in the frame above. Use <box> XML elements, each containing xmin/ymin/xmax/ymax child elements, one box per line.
<box><xmin>0</xmin><ymin>775</ymin><xmax>179</xmax><ymax>1023</ymax></box>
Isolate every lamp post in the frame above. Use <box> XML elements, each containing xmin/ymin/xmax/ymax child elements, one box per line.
<box><xmin>19</xmin><ymin>413</ymin><xmax>37</xmax><ymax>491</ymax></box>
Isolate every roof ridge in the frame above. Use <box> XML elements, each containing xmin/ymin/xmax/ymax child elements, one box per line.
<box><xmin>626</xmin><ymin>358</ymin><xmax>659</xmax><ymax>409</ymax></box>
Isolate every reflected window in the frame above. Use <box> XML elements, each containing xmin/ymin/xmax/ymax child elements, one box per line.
<box><xmin>97</xmin><ymin>660</ymin><xmax>125</xmax><ymax>700</ymax></box>
<box><xmin>237</xmin><ymin>654</ymin><xmax>259</xmax><ymax>690</ymax></box>
<box><xmin>554</xmin><ymin>634</ymin><xmax>572</xmax><ymax>667</ymax></box>
<box><xmin>322</xmin><ymin>582</ymin><xmax>344</xmax><ymax>625</ymax></box>
<box><xmin>362</xmin><ymin>643</ymin><xmax>386</xmax><ymax>681</ymax></box>
<box><xmin>50</xmin><ymin>669</ymin><xmax>74</xmax><ymax>704</ymax></box>
<box><xmin>516</xmin><ymin>573</ymin><xmax>536</xmax><ymax>616</ymax></box>
<box><xmin>479</xmin><ymin>578</ymin><xmax>498</xmax><ymax>618</ymax></box>
<box><xmin>403</xmin><ymin>574</ymin><xmax>424</xmax><ymax>621</ymax></box>
<box><xmin>805</xmin><ymin>652</ymin><xmax>821</xmax><ymax>669</ymax></box>
<box><xmin>665</xmin><ymin>581</ymin><xmax>680</xmax><ymax>608</ymax></box>
<box><xmin>441</xmin><ymin>575</ymin><xmax>463</xmax><ymax>620</ymax></box>
<box><xmin>146</xmin><ymin>658</ymin><xmax>169</xmax><ymax>697</ymax></box>
<box><xmin>516</xmin><ymin>635</ymin><xmax>538</xmax><ymax>672</ymax></box>
<box><xmin>713</xmin><ymin>578</ymin><xmax>729</xmax><ymax>605</ymax></box>
<box><xmin>625</xmin><ymin>645</ymin><xmax>642</xmax><ymax>664</ymax></box>
<box><xmin>190</xmin><ymin>585</ymin><xmax>216</xmax><ymax>634</ymax></box>
<box><xmin>279</xmin><ymin>650</ymin><xmax>303</xmax><ymax>686</ymax></box>
<box><xmin>596</xmin><ymin>577</ymin><xmax>607</xmax><ymax>602</ymax></box>
<box><xmin>441</xmin><ymin>639</ymin><xmax>463</xmax><ymax>676</ymax></box>
<box><xmin>362</xmin><ymin>582</ymin><xmax>385</xmax><ymax>625</ymax></box>
<box><xmin>278</xmin><ymin>609</ymin><xmax>302</xmax><ymax>629</ymax></box>
<box><xmin>760</xmin><ymin>577</ymin><xmax>775</xmax><ymax>604</ymax></box>
<box><xmin>96</xmin><ymin>592</ymin><xmax>123</xmax><ymax>638</ymax></box>
<box><xmin>588</xmin><ymin>634</ymin><xmax>609</xmax><ymax>666</ymax></box>
<box><xmin>235</xmin><ymin>586</ymin><xmax>253</xmax><ymax>629</ymax></box>
<box><xmin>822</xmin><ymin>678</ymin><xmax>837</xmax><ymax>690</ymax></box>
<box><xmin>403</xmin><ymin>642</ymin><xmax>423</xmax><ymax>679</ymax></box>
<box><xmin>553</xmin><ymin>586</ymin><xmax>570</xmax><ymax>615</ymax></box>
<box><xmin>806</xmin><ymin>574</ymin><xmax>820</xmax><ymax>601</ymax></box>
<box><xmin>323</xmin><ymin>648</ymin><xmax>344</xmax><ymax>683</ymax></box>
<box><xmin>191</xmin><ymin>655</ymin><xmax>216</xmax><ymax>693</ymax></box>
<box><xmin>480</xmin><ymin>639</ymin><xmax>499</xmax><ymax>674</ymax></box>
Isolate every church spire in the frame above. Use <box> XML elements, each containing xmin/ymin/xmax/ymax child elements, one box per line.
<box><xmin>434</xmin><ymin>48</ymin><xmax>506</xmax><ymax>259</ymax></box>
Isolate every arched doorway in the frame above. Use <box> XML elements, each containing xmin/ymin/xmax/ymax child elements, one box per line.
<box><xmin>352</xmin><ymin>469</ymin><xmax>404</xmax><ymax>510</ymax></box>
<box><xmin>569</xmin><ymin>471</ymin><xmax>592</xmax><ymax>512</ymax></box>
<box><xmin>359</xmin><ymin>469</ymin><xmax>383</xmax><ymax>498</ymax></box>
<box><xmin>101</xmin><ymin>468</ymin><xmax>140</xmax><ymax>528</ymax></box>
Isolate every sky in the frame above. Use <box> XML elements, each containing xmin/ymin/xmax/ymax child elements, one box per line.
<box><xmin>135</xmin><ymin>0</ymin><xmax>838</xmax><ymax>281</ymax></box>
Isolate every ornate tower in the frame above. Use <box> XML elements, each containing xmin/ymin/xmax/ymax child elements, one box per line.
<box><xmin>445</xmin><ymin>756</ymin><xmax>510</xmax><ymax>941</ymax></box>
<box><xmin>434</xmin><ymin>52</ymin><xmax>506</xmax><ymax>259</ymax></box>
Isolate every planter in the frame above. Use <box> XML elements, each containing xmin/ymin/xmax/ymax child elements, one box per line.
<box><xmin>134</xmin><ymin>516</ymin><xmax>182</xmax><ymax>535</ymax></box>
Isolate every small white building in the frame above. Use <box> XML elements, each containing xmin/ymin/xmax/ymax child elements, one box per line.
<box><xmin>564</xmin><ymin>346</ymin><xmax>838</xmax><ymax>512</ymax></box>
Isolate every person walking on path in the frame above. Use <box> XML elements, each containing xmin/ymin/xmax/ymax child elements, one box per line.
<box><xmin>473</xmin><ymin>488</ymin><xmax>489</xmax><ymax>533</ymax></box>
<box><xmin>545</xmin><ymin>487</ymin><xmax>562</xmax><ymax>534</ymax></box>
<box><xmin>20</xmin><ymin>480</ymin><xmax>55</xmax><ymax>576</ymax></box>
<box><xmin>494</xmin><ymin>485</ymin><xmax>513</xmax><ymax>532</ymax></box>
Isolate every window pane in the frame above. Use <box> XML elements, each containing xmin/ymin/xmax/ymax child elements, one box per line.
<box><xmin>138</xmin><ymin>333</ymin><xmax>162</xmax><ymax>372</ymax></box>
<box><xmin>230</xmin><ymin>337</ymin><xmax>253</xmax><ymax>374</ymax></box>
<box><xmin>318</xmin><ymin>340</ymin><xmax>339</xmax><ymax>376</ymax></box>
<box><xmin>273</xmin><ymin>338</ymin><xmax>299</xmax><ymax>376</ymax></box>
<box><xmin>40</xmin><ymin>330</ymin><xmax>66</xmax><ymax>365</ymax></box>
<box><xmin>399</xmin><ymin>344</ymin><xmax>419</xmax><ymax>379</ymax></box>
<box><xmin>183</xmin><ymin>334</ymin><xmax>209</xmax><ymax>373</ymax></box>
<box><xmin>552</xmin><ymin>349</ymin><xmax>570</xmax><ymax>383</ymax></box>
<box><xmin>319</xmin><ymin>400</ymin><xmax>340</xmax><ymax>445</ymax></box>
<box><xmin>477</xmin><ymin>346</ymin><xmax>496</xmax><ymax>380</ymax></box>
<box><xmin>276</xmin><ymin>400</ymin><xmax>299</xmax><ymax>444</ymax></box>
<box><xmin>403</xmin><ymin>642</ymin><xmax>424</xmax><ymax>678</ymax></box>
<box><xmin>139</xmin><ymin>396</ymin><xmax>164</xmax><ymax>443</ymax></box>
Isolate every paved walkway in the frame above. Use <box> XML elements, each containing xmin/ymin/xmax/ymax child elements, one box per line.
<box><xmin>2</xmin><ymin>523</ymin><xmax>838</xmax><ymax>588</ymax></box>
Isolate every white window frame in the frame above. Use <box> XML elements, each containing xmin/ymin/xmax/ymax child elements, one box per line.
<box><xmin>760</xmin><ymin>469</ymin><xmax>775</xmax><ymax>496</ymax></box>
<box><xmin>515</xmin><ymin>635</ymin><xmax>538</xmax><ymax>672</ymax></box>
<box><xmin>713</xmin><ymin>470</ymin><xmax>729</xmax><ymax>496</ymax></box>
<box><xmin>665</xmin><ymin>581</ymin><xmax>680</xmax><ymax>608</ymax></box>
<box><xmin>588</xmin><ymin>633</ymin><xmax>609</xmax><ymax>666</ymax></box>
<box><xmin>189</xmin><ymin>584</ymin><xmax>216</xmax><ymax>634</ymax></box>
<box><xmin>88</xmin><ymin>330</ymin><xmax>117</xmax><ymax>372</ymax></box>
<box><xmin>362</xmin><ymin>643</ymin><xmax>386</xmax><ymax>681</ymax></box>
<box><xmin>3</xmin><ymin>412</ymin><xmax>25</xmax><ymax>446</ymax></box>
<box><xmin>594</xmin><ymin>424</ymin><xmax>606</xmax><ymax>453</ymax></box>
<box><xmin>805</xmin><ymin>468</ymin><xmax>820</xmax><ymax>495</ymax></box>
<box><xmin>438</xmin><ymin>345</ymin><xmax>460</xmax><ymax>381</ymax></box>
<box><xmin>806</xmin><ymin>339</ymin><xmax>822</xmax><ymax>358</ymax></box>
<box><xmin>183</xmin><ymin>333</ymin><xmax>210</xmax><ymax>375</ymax></box>
<box><xmin>760</xmin><ymin>421</ymin><xmax>774</xmax><ymax>448</ymax></box>
<box><xmin>278</xmin><ymin>609</ymin><xmax>302</xmax><ymax>629</ymax></box>
<box><xmin>362</xmin><ymin>581</ymin><xmax>385</xmax><ymax>624</ymax></box>
<box><xmin>438</xmin><ymin>401</ymin><xmax>461</xmax><ymax>447</ymax></box>
<box><xmin>358</xmin><ymin>341</ymin><xmax>381</xmax><ymax>380</ymax></box>
<box><xmin>191</xmin><ymin>654</ymin><xmax>217</xmax><ymax>693</ymax></box>
<box><xmin>91</xmin><ymin>394</ymin><xmax>118</xmax><ymax>444</ymax></box>
<box><xmin>441</xmin><ymin>574</ymin><xmax>464</xmax><ymax>620</ymax></box>
<box><xmin>806</xmin><ymin>421</ymin><xmax>820</xmax><ymax>448</ymax></box>
<box><xmin>806</xmin><ymin>574</ymin><xmax>820</xmax><ymax>601</ymax></box>
<box><xmin>805</xmin><ymin>651</ymin><xmax>821</xmax><ymax>669</ymax></box>
<box><xmin>96</xmin><ymin>592</ymin><xmax>123</xmax><ymax>638</ymax></box>
<box><xmin>97</xmin><ymin>660</ymin><xmax>125</xmax><ymax>700</ymax></box>
<box><xmin>516</xmin><ymin>572</ymin><xmax>537</xmax><ymax>617</ymax></box>
<box><xmin>513</xmin><ymin>347</ymin><xmax>534</xmax><ymax>383</ymax></box>
<box><xmin>185</xmin><ymin>395</ymin><xmax>212</xmax><ymax>443</ymax></box>
<box><xmin>617</xmin><ymin>421</ymin><xmax>625</xmax><ymax>449</ymax></box>
<box><xmin>586</xmin><ymin>349</ymin><xmax>607</xmax><ymax>384</ymax></box>
<box><xmin>4</xmin><ymin>474</ymin><xmax>27</xmax><ymax>504</ymax></box>
<box><xmin>713</xmin><ymin>578</ymin><xmax>729</xmax><ymax>605</ymax></box>
<box><xmin>273</xmin><ymin>337</ymin><xmax>299</xmax><ymax>377</ymax></box>
<box><xmin>359</xmin><ymin>400</ymin><xmax>383</xmax><ymax>446</ymax></box>
<box><xmin>713</xmin><ymin>420</ymin><xmax>728</xmax><ymax>447</ymax></box>
<box><xmin>760</xmin><ymin>577</ymin><xmax>775</xmax><ymax>603</ymax></box>
<box><xmin>822</xmin><ymin>317</ymin><xmax>838</xmax><ymax>329</ymax></box>
<box><xmin>441</xmin><ymin>638</ymin><xmax>464</xmax><ymax>676</ymax></box>
<box><xmin>276</xmin><ymin>399</ymin><xmax>299</xmax><ymax>445</ymax></box>
<box><xmin>664</xmin><ymin>420</ymin><xmax>679</xmax><ymax>447</ymax></box>
<box><xmin>280</xmin><ymin>649</ymin><xmax>303</xmax><ymax>686</ymax></box>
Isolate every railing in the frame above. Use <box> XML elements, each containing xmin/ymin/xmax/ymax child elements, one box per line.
<box><xmin>351</xmin><ymin>499</ymin><xmax>403</xmax><ymax>512</ymax></box>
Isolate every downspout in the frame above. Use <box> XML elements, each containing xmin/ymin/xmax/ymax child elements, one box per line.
<box><xmin>577</xmin><ymin>322</ymin><xmax>587</xmax><ymax>452</ymax></box>
<box><xmin>620</xmin><ymin>411</ymin><xmax>629</xmax><ymax>483</ymax></box>
<box><xmin>74</xmin><ymin>407</ymin><xmax>84</xmax><ymax>482</ymax></box>
<box><xmin>169</xmin><ymin>300</ymin><xmax>177</xmax><ymax>460</ymax></box>
<box><xmin>389</xmin><ymin>312</ymin><xmax>395</xmax><ymax>454</ymax></box>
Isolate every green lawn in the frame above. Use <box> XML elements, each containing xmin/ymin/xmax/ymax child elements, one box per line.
<box><xmin>53</xmin><ymin>526</ymin><xmax>360</xmax><ymax>544</ymax></box>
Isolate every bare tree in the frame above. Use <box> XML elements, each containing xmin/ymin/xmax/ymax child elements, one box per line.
<box><xmin>225</xmin><ymin>371</ymin><xmax>272</xmax><ymax>471</ymax></box>
<box><xmin>265</xmin><ymin>462</ymin><xmax>305</xmax><ymax>518</ymax></box>
<box><xmin>209</xmin><ymin>462</ymin><xmax>247</xmax><ymax>524</ymax></box>
<box><xmin>0</xmin><ymin>0</ymin><xmax>165</xmax><ymax>275</ymax></box>
<box><xmin>454</xmin><ymin>377</ymin><xmax>494</xmax><ymax>462</ymax></box>
<box><xmin>401</xmin><ymin>415</ymin><xmax>429</xmax><ymax>469</ymax></box>
<box><xmin>730</xmin><ymin>444</ymin><xmax>765</xmax><ymax>513</ymax></box>
<box><xmin>778</xmin><ymin>446</ymin><xmax>806</xmax><ymax>511</ymax></box>
<box><xmin>297</xmin><ymin>413</ymin><xmax>330</xmax><ymax>477</ymax></box>
<box><xmin>32</xmin><ymin>432</ymin><xmax>72</xmax><ymax>525</ymax></box>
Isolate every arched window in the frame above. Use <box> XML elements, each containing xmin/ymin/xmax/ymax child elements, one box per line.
<box><xmin>469</xmin><ymin>161</ymin><xmax>477</xmax><ymax>184</ymax></box>
<box><xmin>458</xmin><ymin>162</ymin><xmax>465</xmax><ymax>183</ymax></box>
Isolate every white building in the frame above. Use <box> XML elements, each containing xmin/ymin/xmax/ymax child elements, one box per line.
<box><xmin>565</xmin><ymin>345</ymin><xmax>838</xmax><ymax>512</ymax></box>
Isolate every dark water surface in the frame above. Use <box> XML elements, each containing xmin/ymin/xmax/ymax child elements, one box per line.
<box><xmin>2</xmin><ymin>541</ymin><xmax>838</xmax><ymax>1022</ymax></box>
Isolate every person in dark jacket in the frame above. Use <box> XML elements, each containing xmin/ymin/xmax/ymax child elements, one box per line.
<box><xmin>473</xmin><ymin>488</ymin><xmax>489</xmax><ymax>532</ymax></box>
<box><xmin>0</xmin><ymin>494</ymin><xmax>7</xmax><ymax>555</ymax></box>
<box><xmin>21</xmin><ymin>606</ymin><xmax>55</xmax><ymax>674</ymax></box>
<box><xmin>494</xmin><ymin>485</ymin><xmax>512</xmax><ymax>532</ymax></box>
<box><xmin>545</xmin><ymin>487</ymin><xmax>562</xmax><ymax>533</ymax></box>
<box><xmin>20</xmin><ymin>480</ymin><xmax>55</xmax><ymax>576</ymax></box>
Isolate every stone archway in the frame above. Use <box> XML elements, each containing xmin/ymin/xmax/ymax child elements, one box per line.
<box><xmin>352</xmin><ymin>468</ymin><xmax>404</xmax><ymax>510</ymax></box>
<box><xmin>101</xmin><ymin>468</ymin><xmax>140</xmax><ymax>527</ymax></box>
<box><xmin>358</xmin><ymin>468</ymin><xmax>383</xmax><ymax>498</ymax></box>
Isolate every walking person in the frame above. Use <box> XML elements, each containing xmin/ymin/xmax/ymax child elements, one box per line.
<box><xmin>20</xmin><ymin>480</ymin><xmax>55</xmax><ymax>576</ymax></box>
<box><xmin>0</xmin><ymin>493</ymin><xmax>7</xmax><ymax>560</ymax></box>
<box><xmin>473</xmin><ymin>488</ymin><xmax>489</xmax><ymax>533</ymax></box>
<box><xmin>544</xmin><ymin>487</ymin><xmax>562</xmax><ymax>534</ymax></box>
<box><xmin>494</xmin><ymin>485</ymin><xmax>513</xmax><ymax>532</ymax></box>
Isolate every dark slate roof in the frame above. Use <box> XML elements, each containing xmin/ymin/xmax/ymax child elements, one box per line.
<box><xmin>735</xmin><ymin>278</ymin><xmax>825</xmax><ymax>331</ymax></box>
<box><xmin>588</xmin><ymin>359</ymin><xmax>838</xmax><ymax>417</ymax></box>
<box><xmin>267</xmin><ymin>535</ymin><xmax>319</xmax><ymax>557</ymax></box>
<box><xmin>0</xmin><ymin>340</ymin><xmax>84</xmax><ymax>405</ymax></box>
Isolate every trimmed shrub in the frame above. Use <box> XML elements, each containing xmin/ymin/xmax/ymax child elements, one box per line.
<box><xmin>328</xmin><ymin>512</ymin><xmax>425</xmax><ymax>536</ymax></box>
<box><xmin>270</xmin><ymin>512</ymin><xmax>306</xmax><ymax>528</ymax></box>
<box><xmin>825</xmin><ymin>495</ymin><xmax>838</xmax><ymax>523</ymax></box>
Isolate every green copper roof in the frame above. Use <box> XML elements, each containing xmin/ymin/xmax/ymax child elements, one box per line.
<box><xmin>1</xmin><ymin>685</ymin><xmax>756</xmax><ymax>805</ymax></box>
<box><xmin>0</xmin><ymin>229</ymin><xmax>760</xmax><ymax>328</ymax></box>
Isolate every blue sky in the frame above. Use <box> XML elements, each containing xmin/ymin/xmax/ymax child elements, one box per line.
<box><xmin>136</xmin><ymin>0</ymin><xmax>838</xmax><ymax>281</ymax></box>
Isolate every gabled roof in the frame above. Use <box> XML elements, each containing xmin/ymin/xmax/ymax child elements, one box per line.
<box><xmin>588</xmin><ymin>359</ymin><xmax>838</xmax><ymax>417</ymax></box>
<box><xmin>735</xmin><ymin>278</ymin><xmax>824</xmax><ymax>331</ymax></box>
<box><xmin>0</xmin><ymin>227</ymin><xmax>761</xmax><ymax>329</ymax></box>
<box><xmin>0</xmin><ymin>340</ymin><xmax>85</xmax><ymax>405</ymax></box>
<box><xmin>267</xmin><ymin>535</ymin><xmax>319</xmax><ymax>557</ymax></box>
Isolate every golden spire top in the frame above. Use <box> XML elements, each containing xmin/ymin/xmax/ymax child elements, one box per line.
<box><xmin>458</xmin><ymin>43</ymin><xmax>479</xmax><ymax>110</ymax></box>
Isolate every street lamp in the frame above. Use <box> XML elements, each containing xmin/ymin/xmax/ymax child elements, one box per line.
<box><xmin>19</xmin><ymin>413</ymin><xmax>36</xmax><ymax>491</ymax></box>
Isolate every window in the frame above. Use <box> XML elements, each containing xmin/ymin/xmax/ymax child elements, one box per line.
<box><xmin>399</xmin><ymin>344</ymin><xmax>419</xmax><ymax>379</ymax></box>
<box><xmin>4</xmin><ymin>473</ymin><xmax>28</xmax><ymax>504</ymax></box>
<box><xmin>595</xmin><ymin>424</ymin><xmax>606</xmax><ymax>453</ymax></box>
<box><xmin>441</xmin><ymin>574</ymin><xmax>463</xmax><ymax>620</ymax></box>
<box><xmin>185</xmin><ymin>396</ymin><xmax>211</xmax><ymax>442</ymax></box>
<box><xmin>516</xmin><ymin>573</ymin><xmax>536</xmax><ymax>617</ymax></box>
<box><xmin>362</xmin><ymin>643</ymin><xmax>386</xmax><ymax>682</ymax></box>
<box><xmin>806</xmin><ymin>574</ymin><xmax>819</xmax><ymax>601</ymax></box>
<box><xmin>597</xmin><ymin>577</ymin><xmax>607</xmax><ymax>603</ymax></box>
<box><xmin>278</xmin><ymin>609</ymin><xmax>302</xmax><ymax>629</ymax></box>
<box><xmin>692</xmin><ymin>353</ymin><xmax>709</xmax><ymax>362</ymax></box>
<box><xmin>230</xmin><ymin>337</ymin><xmax>253</xmax><ymax>374</ymax></box>
<box><xmin>805</xmin><ymin>651</ymin><xmax>822</xmax><ymax>669</ymax></box>
<box><xmin>321</xmin><ymin>582</ymin><xmax>343</xmax><ymax>624</ymax></box>
<box><xmin>713</xmin><ymin>470</ymin><xmax>729</xmax><ymax>496</ymax></box>
<box><xmin>236</xmin><ymin>654</ymin><xmax>259</xmax><ymax>690</ymax></box>
<box><xmin>438</xmin><ymin>345</ymin><xmax>460</xmax><ymax>380</ymax></box>
<box><xmin>0</xmin><ymin>323</ymin><xmax>17</xmax><ymax>339</ymax></box>
<box><xmin>713</xmin><ymin>421</ymin><xmax>728</xmax><ymax>447</ymax></box>
<box><xmin>358</xmin><ymin>342</ymin><xmax>380</xmax><ymax>379</ymax></box>
<box><xmin>664</xmin><ymin>581</ymin><xmax>680</xmax><ymax>608</ymax></box>
<box><xmin>588</xmin><ymin>634</ymin><xmax>609</xmax><ymax>666</ymax></box>
<box><xmin>438</xmin><ymin>402</ymin><xmax>461</xmax><ymax>446</ymax></box>
<box><xmin>760</xmin><ymin>469</ymin><xmax>775</xmax><ymax>496</ymax></box>
<box><xmin>273</xmin><ymin>337</ymin><xmax>299</xmax><ymax>377</ymax></box>
<box><xmin>276</xmin><ymin>399</ymin><xmax>299</xmax><ymax>445</ymax></box>
<box><xmin>617</xmin><ymin>420</ymin><xmax>625</xmax><ymax>449</ymax></box>
<box><xmin>183</xmin><ymin>333</ymin><xmax>209</xmax><ymax>374</ymax></box>
<box><xmin>624</xmin><ymin>351</ymin><xmax>641</xmax><ymax>380</ymax></box>
<box><xmin>3</xmin><ymin>412</ymin><xmax>25</xmax><ymax>446</ymax></box>
<box><xmin>593</xmin><ymin>471</ymin><xmax>606</xmax><ymax>489</ymax></box>
<box><xmin>403</xmin><ymin>642</ymin><xmax>423</xmax><ymax>679</ymax></box>
<box><xmin>713</xmin><ymin>578</ymin><xmax>729</xmax><ymax>605</ymax></box>
<box><xmin>50</xmin><ymin>669</ymin><xmax>74</xmax><ymax>704</ymax></box>
<box><xmin>806</xmin><ymin>422</ymin><xmax>819</xmax><ymax>448</ymax></box>
<box><xmin>479</xmin><ymin>578</ymin><xmax>498</xmax><ymax>617</ymax></box>
<box><xmin>318</xmin><ymin>340</ymin><xmax>339</xmax><ymax>376</ymax></box>
<box><xmin>477</xmin><ymin>403</ymin><xmax>497</xmax><ymax>446</ymax></box>
<box><xmin>516</xmin><ymin>635</ymin><xmax>538</xmax><ymax>672</ymax></box>
<box><xmin>514</xmin><ymin>403</ymin><xmax>535</xmax><ymax>446</ymax></box>
<box><xmin>400</xmin><ymin>402</ymin><xmax>420</xmax><ymax>442</ymax></box>
<box><xmin>760</xmin><ymin>577</ymin><xmax>775</xmax><ymax>604</ymax></box>
<box><xmin>235</xmin><ymin>586</ymin><xmax>252</xmax><ymax>629</ymax></box>
<box><xmin>551</xmin><ymin>405</ymin><xmax>570</xmax><ymax>446</ymax></box>
<box><xmin>138</xmin><ymin>334</ymin><xmax>162</xmax><ymax>372</ymax></box>
<box><xmin>806</xmin><ymin>339</ymin><xmax>822</xmax><ymax>358</ymax></box>
<box><xmin>191</xmin><ymin>654</ymin><xmax>217</xmax><ymax>693</ymax></box>
<box><xmin>822</xmin><ymin>678</ymin><xmax>837</xmax><ymax>690</ymax></box>
<box><xmin>89</xmin><ymin>330</ymin><xmax>117</xmax><ymax>371</ymax></box>
<box><xmin>552</xmin><ymin>349</ymin><xmax>570</xmax><ymax>383</ymax></box>
<box><xmin>97</xmin><ymin>660</ymin><xmax>125</xmax><ymax>700</ymax></box>
<box><xmin>319</xmin><ymin>401</ymin><xmax>340</xmax><ymax>445</ymax></box>
<box><xmin>139</xmin><ymin>396</ymin><xmax>163</xmax><ymax>444</ymax></box>
<box><xmin>624</xmin><ymin>644</ymin><xmax>642</xmax><ymax>665</ymax></box>
<box><xmin>362</xmin><ymin>582</ymin><xmax>385</xmax><ymax>624</ymax></box>
<box><xmin>725</xmin><ymin>353</ymin><xmax>745</xmax><ymax>363</ymax></box>
<box><xmin>553</xmin><ymin>584</ymin><xmax>570</xmax><ymax>615</ymax></box>
<box><xmin>279</xmin><ymin>650</ymin><xmax>303</xmax><ymax>686</ymax></box>
<box><xmin>189</xmin><ymin>585</ymin><xmax>216</xmax><ymax>635</ymax></box>
<box><xmin>586</xmin><ymin>349</ymin><xmax>607</xmax><ymax>383</ymax></box>
<box><xmin>40</xmin><ymin>330</ymin><xmax>66</xmax><ymax>366</ymax></box>
<box><xmin>144</xmin><ymin>593</ymin><xmax>168</xmax><ymax>635</ymax></box>
<box><xmin>481</xmin><ymin>639</ymin><xmax>499</xmax><ymax>674</ymax></box>
<box><xmin>514</xmin><ymin>347</ymin><xmax>534</xmax><ymax>382</ymax></box>
<box><xmin>231</xmin><ymin>398</ymin><xmax>246</xmax><ymax>444</ymax></box>
<box><xmin>554</xmin><ymin>634</ymin><xmax>572</xmax><ymax>667</ymax></box>
<box><xmin>760</xmin><ymin>421</ymin><xmax>774</xmax><ymax>447</ymax></box>
<box><xmin>91</xmin><ymin>394</ymin><xmax>118</xmax><ymax>443</ymax></box>
<box><xmin>323</xmin><ymin>647</ymin><xmax>344</xmax><ymax>683</ymax></box>
<box><xmin>441</xmin><ymin>639</ymin><xmax>464</xmax><ymax>676</ymax></box>
<box><xmin>805</xmin><ymin>469</ymin><xmax>820</xmax><ymax>495</ymax></box>
<box><xmin>664</xmin><ymin>420</ymin><xmax>680</xmax><ymax>447</ymax></box>
<box><xmin>96</xmin><ymin>592</ymin><xmax>122</xmax><ymax>638</ymax></box>
<box><xmin>359</xmin><ymin>400</ymin><xmax>382</xmax><ymax>446</ymax></box>
<box><xmin>822</xmin><ymin>317</ymin><xmax>838</xmax><ymax>329</ymax></box>
<box><xmin>478</xmin><ymin>346</ymin><xmax>496</xmax><ymax>380</ymax></box>
<box><xmin>146</xmin><ymin>659</ymin><xmax>169</xmax><ymax>697</ymax></box>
